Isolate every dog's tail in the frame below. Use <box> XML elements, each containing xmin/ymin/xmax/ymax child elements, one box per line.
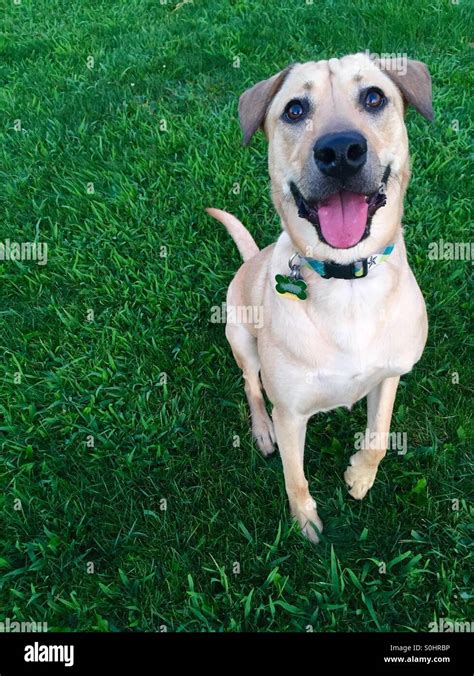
<box><xmin>205</xmin><ymin>208</ymin><xmax>259</xmax><ymax>262</ymax></box>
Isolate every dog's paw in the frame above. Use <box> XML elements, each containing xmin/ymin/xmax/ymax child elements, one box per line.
<box><xmin>344</xmin><ymin>454</ymin><xmax>377</xmax><ymax>500</ymax></box>
<box><xmin>252</xmin><ymin>416</ymin><xmax>276</xmax><ymax>457</ymax></box>
<box><xmin>291</xmin><ymin>498</ymin><xmax>323</xmax><ymax>544</ymax></box>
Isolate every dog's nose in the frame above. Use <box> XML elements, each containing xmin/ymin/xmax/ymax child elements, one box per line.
<box><xmin>313</xmin><ymin>131</ymin><xmax>367</xmax><ymax>179</ymax></box>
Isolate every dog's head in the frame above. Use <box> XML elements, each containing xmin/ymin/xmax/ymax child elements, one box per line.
<box><xmin>239</xmin><ymin>53</ymin><xmax>433</xmax><ymax>260</ymax></box>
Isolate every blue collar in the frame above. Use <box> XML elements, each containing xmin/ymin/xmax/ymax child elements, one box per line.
<box><xmin>301</xmin><ymin>243</ymin><xmax>395</xmax><ymax>279</ymax></box>
<box><xmin>274</xmin><ymin>244</ymin><xmax>396</xmax><ymax>301</ymax></box>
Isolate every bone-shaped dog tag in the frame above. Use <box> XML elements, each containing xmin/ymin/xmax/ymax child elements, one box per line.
<box><xmin>275</xmin><ymin>274</ymin><xmax>307</xmax><ymax>300</ymax></box>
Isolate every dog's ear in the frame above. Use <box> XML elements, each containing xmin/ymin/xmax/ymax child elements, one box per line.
<box><xmin>239</xmin><ymin>65</ymin><xmax>294</xmax><ymax>145</ymax></box>
<box><xmin>380</xmin><ymin>59</ymin><xmax>434</xmax><ymax>121</ymax></box>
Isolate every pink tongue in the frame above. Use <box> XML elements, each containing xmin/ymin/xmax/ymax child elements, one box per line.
<box><xmin>317</xmin><ymin>191</ymin><xmax>368</xmax><ymax>249</ymax></box>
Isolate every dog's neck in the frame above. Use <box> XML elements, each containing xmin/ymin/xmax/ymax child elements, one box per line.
<box><xmin>273</xmin><ymin>227</ymin><xmax>408</xmax><ymax>289</ymax></box>
<box><xmin>281</xmin><ymin>214</ymin><xmax>403</xmax><ymax>268</ymax></box>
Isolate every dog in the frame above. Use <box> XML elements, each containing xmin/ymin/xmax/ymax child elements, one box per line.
<box><xmin>207</xmin><ymin>53</ymin><xmax>432</xmax><ymax>543</ymax></box>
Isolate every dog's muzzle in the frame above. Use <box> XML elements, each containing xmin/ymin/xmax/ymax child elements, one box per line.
<box><xmin>290</xmin><ymin>165</ymin><xmax>391</xmax><ymax>250</ymax></box>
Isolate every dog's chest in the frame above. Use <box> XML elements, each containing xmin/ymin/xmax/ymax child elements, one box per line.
<box><xmin>301</xmin><ymin>323</ymin><xmax>400</xmax><ymax>409</ymax></box>
<box><xmin>260</xmin><ymin>271</ymin><xmax>427</xmax><ymax>413</ymax></box>
<box><xmin>298</xmin><ymin>321</ymin><xmax>399</xmax><ymax>409</ymax></box>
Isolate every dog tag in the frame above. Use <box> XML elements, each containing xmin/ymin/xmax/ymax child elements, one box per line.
<box><xmin>275</xmin><ymin>274</ymin><xmax>307</xmax><ymax>300</ymax></box>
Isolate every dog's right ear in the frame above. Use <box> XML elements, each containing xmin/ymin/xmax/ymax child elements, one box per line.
<box><xmin>239</xmin><ymin>65</ymin><xmax>294</xmax><ymax>146</ymax></box>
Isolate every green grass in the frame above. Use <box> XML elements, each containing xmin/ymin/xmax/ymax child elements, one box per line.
<box><xmin>0</xmin><ymin>0</ymin><xmax>472</xmax><ymax>632</ymax></box>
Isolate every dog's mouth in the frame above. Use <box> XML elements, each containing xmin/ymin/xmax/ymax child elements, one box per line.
<box><xmin>290</xmin><ymin>166</ymin><xmax>391</xmax><ymax>249</ymax></box>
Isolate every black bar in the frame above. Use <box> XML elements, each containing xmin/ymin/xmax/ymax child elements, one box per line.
<box><xmin>0</xmin><ymin>632</ymin><xmax>471</xmax><ymax>675</ymax></box>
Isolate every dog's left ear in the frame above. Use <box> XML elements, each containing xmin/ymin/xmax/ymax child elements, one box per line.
<box><xmin>239</xmin><ymin>65</ymin><xmax>294</xmax><ymax>145</ymax></box>
<box><xmin>381</xmin><ymin>59</ymin><xmax>434</xmax><ymax>121</ymax></box>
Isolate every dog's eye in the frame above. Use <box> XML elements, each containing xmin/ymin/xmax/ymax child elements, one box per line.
<box><xmin>364</xmin><ymin>88</ymin><xmax>386</xmax><ymax>111</ymax></box>
<box><xmin>284</xmin><ymin>100</ymin><xmax>306</xmax><ymax>122</ymax></box>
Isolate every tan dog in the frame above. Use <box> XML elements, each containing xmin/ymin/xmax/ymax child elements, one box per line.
<box><xmin>207</xmin><ymin>53</ymin><xmax>432</xmax><ymax>543</ymax></box>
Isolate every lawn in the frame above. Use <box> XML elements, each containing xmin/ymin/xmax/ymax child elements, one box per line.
<box><xmin>0</xmin><ymin>0</ymin><xmax>472</xmax><ymax>632</ymax></box>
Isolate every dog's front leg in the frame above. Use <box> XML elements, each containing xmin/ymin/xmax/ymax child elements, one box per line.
<box><xmin>273</xmin><ymin>407</ymin><xmax>323</xmax><ymax>543</ymax></box>
<box><xmin>344</xmin><ymin>376</ymin><xmax>400</xmax><ymax>499</ymax></box>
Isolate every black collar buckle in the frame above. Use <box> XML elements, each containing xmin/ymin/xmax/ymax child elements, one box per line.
<box><xmin>322</xmin><ymin>258</ymin><xmax>368</xmax><ymax>280</ymax></box>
